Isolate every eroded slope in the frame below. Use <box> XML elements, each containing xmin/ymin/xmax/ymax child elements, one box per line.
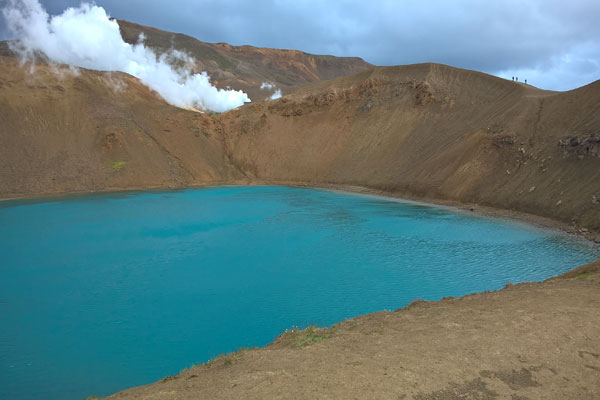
<box><xmin>221</xmin><ymin>63</ymin><xmax>600</xmax><ymax>233</ymax></box>
<box><xmin>117</xmin><ymin>20</ymin><xmax>373</xmax><ymax>101</ymax></box>
<box><xmin>0</xmin><ymin>59</ymin><xmax>599</xmax><ymax>234</ymax></box>
<box><xmin>0</xmin><ymin>57</ymin><xmax>243</xmax><ymax>196</ymax></box>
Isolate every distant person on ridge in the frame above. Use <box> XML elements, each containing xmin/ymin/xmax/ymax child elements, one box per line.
<box><xmin>516</xmin><ymin>77</ymin><xmax>519</xmax><ymax>82</ymax></box>
<box><xmin>512</xmin><ymin>76</ymin><xmax>515</xmax><ymax>81</ymax></box>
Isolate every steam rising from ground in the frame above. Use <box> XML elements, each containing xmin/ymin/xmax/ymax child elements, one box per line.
<box><xmin>261</xmin><ymin>81</ymin><xmax>282</xmax><ymax>100</ymax></box>
<box><xmin>2</xmin><ymin>0</ymin><xmax>250</xmax><ymax>112</ymax></box>
<box><xmin>270</xmin><ymin>89</ymin><xmax>282</xmax><ymax>100</ymax></box>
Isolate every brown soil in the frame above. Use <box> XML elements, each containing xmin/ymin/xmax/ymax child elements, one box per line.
<box><xmin>107</xmin><ymin>260</ymin><xmax>600</xmax><ymax>400</ymax></box>
<box><xmin>218</xmin><ymin>64</ymin><xmax>600</xmax><ymax>237</ymax></box>
<box><xmin>0</xmin><ymin>56</ymin><xmax>244</xmax><ymax>196</ymax></box>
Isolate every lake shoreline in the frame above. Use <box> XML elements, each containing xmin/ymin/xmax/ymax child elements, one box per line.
<box><xmin>3</xmin><ymin>183</ymin><xmax>599</xmax><ymax>399</ymax></box>
<box><xmin>3</xmin><ymin>180</ymin><xmax>598</xmax><ymax>244</ymax></box>
<box><xmin>108</xmin><ymin>259</ymin><xmax>600</xmax><ymax>400</ymax></box>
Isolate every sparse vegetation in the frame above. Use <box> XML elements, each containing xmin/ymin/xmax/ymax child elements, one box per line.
<box><xmin>207</xmin><ymin>347</ymin><xmax>251</xmax><ymax>368</ymax></box>
<box><xmin>161</xmin><ymin>375</ymin><xmax>178</xmax><ymax>383</ymax></box>
<box><xmin>408</xmin><ymin>298</ymin><xmax>427</xmax><ymax>308</ymax></box>
<box><xmin>282</xmin><ymin>326</ymin><xmax>335</xmax><ymax>349</ymax></box>
<box><xmin>575</xmin><ymin>272</ymin><xmax>594</xmax><ymax>280</ymax></box>
<box><xmin>188</xmin><ymin>347</ymin><xmax>253</xmax><ymax>371</ymax></box>
<box><xmin>108</xmin><ymin>161</ymin><xmax>126</xmax><ymax>169</ymax></box>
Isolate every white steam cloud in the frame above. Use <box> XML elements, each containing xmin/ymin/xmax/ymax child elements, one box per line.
<box><xmin>270</xmin><ymin>89</ymin><xmax>282</xmax><ymax>100</ymax></box>
<box><xmin>2</xmin><ymin>0</ymin><xmax>251</xmax><ymax>112</ymax></box>
<box><xmin>260</xmin><ymin>81</ymin><xmax>282</xmax><ymax>100</ymax></box>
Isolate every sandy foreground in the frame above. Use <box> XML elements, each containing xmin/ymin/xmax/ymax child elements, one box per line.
<box><xmin>106</xmin><ymin>260</ymin><xmax>600</xmax><ymax>400</ymax></box>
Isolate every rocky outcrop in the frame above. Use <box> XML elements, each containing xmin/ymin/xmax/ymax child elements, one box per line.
<box><xmin>559</xmin><ymin>132</ymin><xmax>600</xmax><ymax>158</ymax></box>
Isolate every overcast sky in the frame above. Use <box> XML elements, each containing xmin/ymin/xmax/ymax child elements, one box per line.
<box><xmin>1</xmin><ymin>0</ymin><xmax>599</xmax><ymax>91</ymax></box>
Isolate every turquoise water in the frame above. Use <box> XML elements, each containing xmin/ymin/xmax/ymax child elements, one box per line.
<box><xmin>0</xmin><ymin>186</ymin><xmax>598</xmax><ymax>400</ymax></box>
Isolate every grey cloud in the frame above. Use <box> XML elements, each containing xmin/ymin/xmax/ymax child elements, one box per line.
<box><xmin>8</xmin><ymin>0</ymin><xmax>600</xmax><ymax>90</ymax></box>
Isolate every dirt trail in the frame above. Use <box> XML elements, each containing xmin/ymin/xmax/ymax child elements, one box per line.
<box><xmin>108</xmin><ymin>260</ymin><xmax>600</xmax><ymax>400</ymax></box>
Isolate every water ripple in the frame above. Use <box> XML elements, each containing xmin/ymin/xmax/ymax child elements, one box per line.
<box><xmin>0</xmin><ymin>186</ymin><xmax>598</xmax><ymax>400</ymax></box>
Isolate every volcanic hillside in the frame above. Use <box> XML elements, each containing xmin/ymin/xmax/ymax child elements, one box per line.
<box><xmin>0</xmin><ymin>41</ymin><xmax>599</xmax><ymax>236</ymax></box>
<box><xmin>117</xmin><ymin>20</ymin><xmax>373</xmax><ymax>101</ymax></box>
<box><xmin>219</xmin><ymin>63</ymin><xmax>600</xmax><ymax>234</ymax></box>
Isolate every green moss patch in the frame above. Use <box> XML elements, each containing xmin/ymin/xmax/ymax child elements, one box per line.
<box><xmin>574</xmin><ymin>272</ymin><xmax>595</xmax><ymax>280</ymax></box>
<box><xmin>108</xmin><ymin>161</ymin><xmax>127</xmax><ymax>170</ymax></box>
<box><xmin>280</xmin><ymin>326</ymin><xmax>335</xmax><ymax>349</ymax></box>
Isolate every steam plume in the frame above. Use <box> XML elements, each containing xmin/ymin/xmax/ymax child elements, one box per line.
<box><xmin>2</xmin><ymin>0</ymin><xmax>251</xmax><ymax>112</ymax></box>
<box><xmin>260</xmin><ymin>81</ymin><xmax>282</xmax><ymax>100</ymax></box>
<box><xmin>270</xmin><ymin>89</ymin><xmax>282</xmax><ymax>100</ymax></box>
